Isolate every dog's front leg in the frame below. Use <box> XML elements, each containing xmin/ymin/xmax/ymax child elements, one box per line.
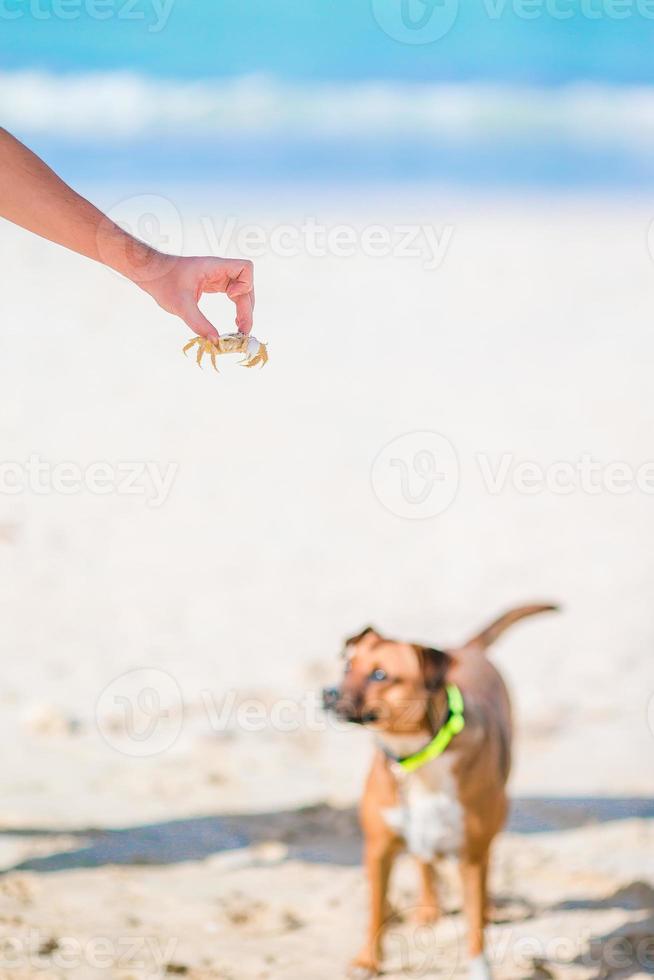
<box><xmin>414</xmin><ymin>858</ymin><xmax>440</xmax><ymax>924</ymax></box>
<box><xmin>349</xmin><ymin>837</ymin><xmax>398</xmax><ymax>979</ymax></box>
<box><xmin>459</xmin><ymin>852</ymin><xmax>492</xmax><ymax>979</ymax></box>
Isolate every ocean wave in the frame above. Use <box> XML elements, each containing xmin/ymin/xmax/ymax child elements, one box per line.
<box><xmin>3</xmin><ymin>70</ymin><xmax>654</xmax><ymax>146</ymax></box>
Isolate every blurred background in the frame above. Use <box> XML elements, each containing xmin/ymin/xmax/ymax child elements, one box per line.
<box><xmin>4</xmin><ymin>0</ymin><xmax>654</xmax><ymax>187</ymax></box>
<box><xmin>0</xmin><ymin>4</ymin><xmax>652</xmax><ymax>978</ymax></box>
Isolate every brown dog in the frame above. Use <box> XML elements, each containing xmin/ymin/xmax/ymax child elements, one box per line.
<box><xmin>323</xmin><ymin>603</ymin><xmax>557</xmax><ymax>979</ymax></box>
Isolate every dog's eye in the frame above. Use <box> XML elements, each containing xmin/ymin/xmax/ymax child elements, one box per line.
<box><xmin>370</xmin><ymin>668</ymin><xmax>387</xmax><ymax>682</ymax></box>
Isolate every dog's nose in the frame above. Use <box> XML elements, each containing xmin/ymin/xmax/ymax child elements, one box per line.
<box><xmin>321</xmin><ymin>686</ymin><xmax>340</xmax><ymax>710</ymax></box>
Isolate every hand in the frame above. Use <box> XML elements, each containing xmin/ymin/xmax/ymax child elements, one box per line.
<box><xmin>0</xmin><ymin>130</ymin><xmax>255</xmax><ymax>342</ymax></box>
<box><xmin>139</xmin><ymin>254</ymin><xmax>255</xmax><ymax>341</ymax></box>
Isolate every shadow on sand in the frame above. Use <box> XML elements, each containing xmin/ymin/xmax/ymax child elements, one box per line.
<box><xmin>0</xmin><ymin>798</ymin><xmax>651</xmax><ymax>978</ymax></box>
<box><xmin>0</xmin><ymin>796</ymin><xmax>651</xmax><ymax>875</ymax></box>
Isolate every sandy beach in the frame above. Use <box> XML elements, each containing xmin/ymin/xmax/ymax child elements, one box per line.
<box><xmin>0</xmin><ymin>189</ymin><xmax>652</xmax><ymax>978</ymax></box>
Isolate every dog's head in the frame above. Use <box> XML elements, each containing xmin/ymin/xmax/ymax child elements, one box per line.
<box><xmin>322</xmin><ymin>627</ymin><xmax>450</xmax><ymax>733</ymax></box>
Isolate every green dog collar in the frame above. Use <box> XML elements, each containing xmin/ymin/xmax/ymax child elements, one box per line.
<box><xmin>390</xmin><ymin>684</ymin><xmax>465</xmax><ymax>774</ymax></box>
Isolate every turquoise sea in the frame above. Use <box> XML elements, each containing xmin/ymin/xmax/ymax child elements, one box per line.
<box><xmin>2</xmin><ymin>0</ymin><xmax>654</xmax><ymax>187</ymax></box>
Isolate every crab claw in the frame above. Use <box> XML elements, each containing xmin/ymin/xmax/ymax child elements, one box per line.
<box><xmin>239</xmin><ymin>337</ymin><xmax>268</xmax><ymax>369</ymax></box>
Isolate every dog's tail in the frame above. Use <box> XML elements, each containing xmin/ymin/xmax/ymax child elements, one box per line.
<box><xmin>457</xmin><ymin>603</ymin><xmax>559</xmax><ymax>656</ymax></box>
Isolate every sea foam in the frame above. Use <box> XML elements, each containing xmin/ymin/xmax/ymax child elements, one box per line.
<box><xmin>3</xmin><ymin>69</ymin><xmax>654</xmax><ymax>147</ymax></box>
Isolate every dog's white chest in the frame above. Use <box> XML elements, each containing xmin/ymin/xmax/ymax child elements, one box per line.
<box><xmin>382</xmin><ymin>753</ymin><xmax>463</xmax><ymax>861</ymax></box>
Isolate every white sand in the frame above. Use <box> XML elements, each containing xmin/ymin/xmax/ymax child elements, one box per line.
<box><xmin>0</xmin><ymin>189</ymin><xmax>651</xmax><ymax>977</ymax></box>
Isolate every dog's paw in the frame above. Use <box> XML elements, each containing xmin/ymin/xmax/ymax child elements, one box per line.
<box><xmin>347</xmin><ymin>956</ymin><xmax>380</xmax><ymax>979</ymax></box>
<box><xmin>469</xmin><ymin>953</ymin><xmax>493</xmax><ymax>980</ymax></box>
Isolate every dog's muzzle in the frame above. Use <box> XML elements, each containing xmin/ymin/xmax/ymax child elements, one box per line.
<box><xmin>321</xmin><ymin>686</ymin><xmax>341</xmax><ymax>711</ymax></box>
<box><xmin>321</xmin><ymin>686</ymin><xmax>378</xmax><ymax>725</ymax></box>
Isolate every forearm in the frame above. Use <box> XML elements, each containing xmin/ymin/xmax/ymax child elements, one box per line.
<box><xmin>0</xmin><ymin>127</ymin><xmax>167</xmax><ymax>284</ymax></box>
<box><xmin>0</xmin><ymin>128</ymin><xmax>254</xmax><ymax>338</ymax></box>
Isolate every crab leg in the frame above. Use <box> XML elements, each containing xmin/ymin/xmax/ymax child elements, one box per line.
<box><xmin>182</xmin><ymin>337</ymin><xmax>199</xmax><ymax>357</ymax></box>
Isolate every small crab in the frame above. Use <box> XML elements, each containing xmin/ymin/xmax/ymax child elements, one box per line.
<box><xmin>182</xmin><ymin>333</ymin><xmax>268</xmax><ymax>371</ymax></box>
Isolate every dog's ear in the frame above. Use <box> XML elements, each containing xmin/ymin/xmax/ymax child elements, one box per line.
<box><xmin>343</xmin><ymin>626</ymin><xmax>376</xmax><ymax>651</ymax></box>
<box><xmin>416</xmin><ymin>646</ymin><xmax>451</xmax><ymax>691</ymax></box>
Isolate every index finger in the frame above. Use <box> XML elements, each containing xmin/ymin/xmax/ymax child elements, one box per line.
<box><xmin>225</xmin><ymin>261</ymin><xmax>254</xmax><ymax>334</ymax></box>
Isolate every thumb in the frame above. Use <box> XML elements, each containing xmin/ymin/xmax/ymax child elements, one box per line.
<box><xmin>181</xmin><ymin>300</ymin><xmax>219</xmax><ymax>342</ymax></box>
